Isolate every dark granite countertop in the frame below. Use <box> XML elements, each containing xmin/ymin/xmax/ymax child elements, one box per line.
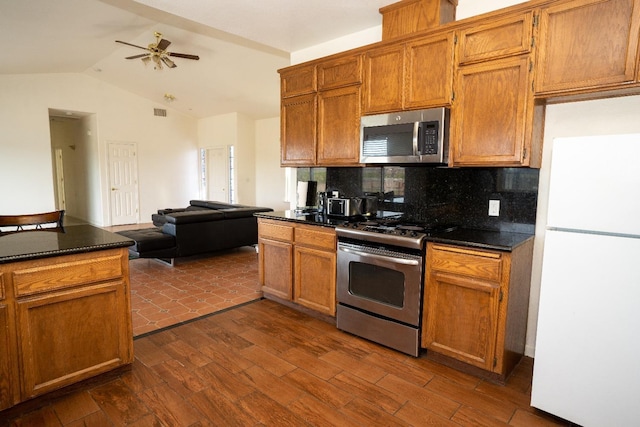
<box><xmin>0</xmin><ymin>224</ymin><xmax>134</xmax><ymax>264</ymax></box>
<box><xmin>255</xmin><ymin>211</ymin><xmax>533</xmax><ymax>252</ymax></box>
<box><xmin>426</xmin><ymin>228</ymin><xmax>533</xmax><ymax>252</ymax></box>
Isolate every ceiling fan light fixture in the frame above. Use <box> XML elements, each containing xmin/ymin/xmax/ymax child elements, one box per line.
<box><xmin>164</xmin><ymin>93</ymin><xmax>176</xmax><ymax>102</ymax></box>
<box><xmin>116</xmin><ymin>32</ymin><xmax>199</xmax><ymax>70</ymax></box>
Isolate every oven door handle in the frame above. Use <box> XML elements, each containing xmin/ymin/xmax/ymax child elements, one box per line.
<box><xmin>338</xmin><ymin>247</ymin><xmax>420</xmax><ymax>266</ymax></box>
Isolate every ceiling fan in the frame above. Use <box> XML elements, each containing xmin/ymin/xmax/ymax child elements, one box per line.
<box><xmin>115</xmin><ymin>32</ymin><xmax>199</xmax><ymax>70</ymax></box>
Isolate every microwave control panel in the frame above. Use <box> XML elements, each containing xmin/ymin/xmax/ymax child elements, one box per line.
<box><xmin>421</xmin><ymin>121</ymin><xmax>439</xmax><ymax>155</ymax></box>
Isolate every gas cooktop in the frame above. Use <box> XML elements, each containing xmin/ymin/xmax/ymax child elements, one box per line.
<box><xmin>335</xmin><ymin>218</ymin><xmax>457</xmax><ymax>249</ymax></box>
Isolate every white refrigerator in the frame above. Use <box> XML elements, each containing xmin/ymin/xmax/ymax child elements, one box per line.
<box><xmin>531</xmin><ymin>134</ymin><xmax>640</xmax><ymax>426</ymax></box>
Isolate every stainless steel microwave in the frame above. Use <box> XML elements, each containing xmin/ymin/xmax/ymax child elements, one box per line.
<box><xmin>360</xmin><ymin>107</ymin><xmax>449</xmax><ymax>164</ymax></box>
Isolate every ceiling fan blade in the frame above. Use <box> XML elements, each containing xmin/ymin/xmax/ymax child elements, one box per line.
<box><xmin>115</xmin><ymin>40</ymin><xmax>149</xmax><ymax>50</ymax></box>
<box><xmin>126</xmin><ymin>53</ymin><xmax>150</xmax><ymax>60</ymax></box>
<box><xmin>156</xmin><ymin>38</ymin><xmax>171</xmax><ymax>51</ymax></box>
<box><xmin>161</xmin><ymin>56</ymin><xmax>177</xmax><ymax>68</ymax></box>
<box><xmin>168</xmin><ymin>52</ymin><xmax>200</xmax><ymax>60</ymax></box>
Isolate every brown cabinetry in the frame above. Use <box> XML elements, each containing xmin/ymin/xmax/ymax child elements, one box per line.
<box><xmin>0</xmin><ymin>248</ymin><xmax>133</xmax><ymax>410</ymax></box>
<box><xmin>363</xmin><ymin>44</ymin><xmax>405</xmax><ymax>114</ymax></box>
<box><xmin>258</xmin><ymin>219</ymin><xmax>294</xmax><ymax>300</ymax></box>
<box><xmin>422</xmin><ymin>240</ymin><xmax>533</xmax><ymax>381</ymax></box>
<box><xmin>280</xmin><ymin>55</ymin><xmax>362</xmax><ymax>167</ymax></box>
<box><xmin>258</xmin><ymin>219</ymin><xmax>337</xmax><ymax>316</ymax></box>
<box><xmin>450</xmin><ymin>55</ymin><xmax>542</xmax><ymax>167</ymax></box>
<box><xmin>293</xmin><ymin>225</ymin><xmax>336</xmax><ymax>316</ymax></box>
<box><xmin>535</xmin><ymin>0</ymin><xmax>640</xmax><ymax>96</ymax></box>
<box><xmin>405</xmin><ymin>32</ymin><xmax>455</xmax><ymax>109</ymax></box>
<box><xmin>451</xmin><ymin>11</ymin><xmax>542</xmax><ymax>167</ymax></box>
<box><xmin>0</xmin><ymin>275</ymin><xmax>16</xmax><ymax>411</ymax></box>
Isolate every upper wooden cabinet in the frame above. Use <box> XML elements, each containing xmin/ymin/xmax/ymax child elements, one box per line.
<box><xmin>280</xmin><ymin>64</ymin><xmax>316</xmax><ymax>98</ymax></box>
<box><xmin>380</xmin><ymin>0</ymin><xmax>457</xmax><ymax>40</ymax></box>
<box><xmin>405</xmin><ymin>32</ymin><xmax>455</xmax><ymax>109</ymax></box>
<box><xmin>280</xmin><ymin>54</ymin><xmax>363</xmax><ymax>166</ymax></box>
<box><xmin>317</xmin><ymin>55</ymin><xmax>363</xmax><ymax>90</ymax></box>
<box><xmin>450</xmin><ymin>55</ymin><xmax>542</xmax><ymax>167</ymax></box>
<box><xmin>457</xmin><ymin>12</ymin><xmax>534</xmax><ymax>65</ymax></box>
<box><xmin>363</xmin><ymin>44</ymin><xmax>406</xmax><ymax>114</ymax></box>
<box><xmin>317</xmin><ymin>85</ymin><xmax>362</xmax><ymax>165</ymax></box>
<box><xmin>535</xmin><ymin>0</ymin><xmax>640</xmax><ymax>95</ymax></box>
<box><xmin>281</xmin><ymin>93</ymin><xmax>317</xmax><ymax>166</ymax></box>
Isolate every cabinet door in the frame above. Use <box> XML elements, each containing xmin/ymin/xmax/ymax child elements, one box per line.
<box><xmin>535</xmin><ymin>0</ymin><xmax>640</xmax><ymax>95</ymax></box>
<box><xmin>280</xmin><ymin>64</ymin><xmax>316</xmax><ymax>98</ymax></box>
<box><xmin>281</xmin><ymin>94</ymin><xmax>317</xmax><ymax>166</ymax></box>
<box><xmin>451</xmin><ymin>55</ymin><xmax>535</xmax><ymax>166</ymax></box>
<box><xmin>0</xmin><ymin>302</ymin><xmax>15</xmax><ymax>410</ymax></box>
<box><xmin>423</xmin><ymin>271</ymin><xmax>501</xmax><ymax>371</ymax></box>
<box><xmin>317</xmin><ymin>55</ymin><xmax>362</xmax><ymax>90</ymax></box>
<box><xmin>16</xmin><ymin>281</ymin><xmax>133</xmax><ymax>400</ymax></box>
<box><xmin>259</xmin><ymin>238</ymin><xmax>293</xmax><ymax>300</ymax></box>
<box><xmin>405</xmin><ymin>32</ymin><xmax>455</xmax><ymax>109</ymax></box>
<box><xmin>294</xmin><ymin>246</ymin><xmax>336</xmax><ymax>316</ymax></box>
<box><xmin>363</xmin><ymin>44</ymin><xmax>405</xmax><ymax>114</ymax></box>
<box><xmin>423</xmin><ymin>244</ymin><xmax>504</xmax><ymax>371</ymax></box>
<box><xmin>457</xmin><ymin>12</ymin><xmax>533</xmax><ymax>65</ymax></box>
<box><xmin>317</xmin><ymin>85</ymin><xmax>362</xmax><ymax>166</ymax></box>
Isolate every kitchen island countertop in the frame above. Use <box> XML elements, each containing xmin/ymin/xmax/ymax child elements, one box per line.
<box><xmin>255</xmin><ymin>211</ymin><xmax>533</xmax><ymax>252</ymax></box>
<box><xmin>0</xmin><ymin>224</ymin><xmax>134</xmax><ymax>264</ymax></box>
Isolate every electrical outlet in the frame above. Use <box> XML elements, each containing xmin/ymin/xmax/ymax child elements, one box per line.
<box><xmin>489</xmin><ymin>199</ymin><xmax>500</xmax><ymax>216</ymax></box>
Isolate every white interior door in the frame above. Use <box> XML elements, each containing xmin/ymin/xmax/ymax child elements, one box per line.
<box><xmin>108</xmin><ymin>142</ymin><xmax>139</xmax><ymax>225</ymax></box>
<box><xmin>206</xmin><ymin>146</ymin><xmax>229</xmax><ymax>202</ymax></box>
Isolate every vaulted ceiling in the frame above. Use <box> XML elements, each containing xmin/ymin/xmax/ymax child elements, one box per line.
<box><xmin>0</xmin><ymin>0</ymin><xmax>397</xmax><ymax>119</ymax></box>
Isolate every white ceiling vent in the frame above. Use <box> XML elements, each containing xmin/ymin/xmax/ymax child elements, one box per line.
<box><xmin>154</xmin><ymin>108</ymin><xmax>167</xmax><ymax>117</ymax></box>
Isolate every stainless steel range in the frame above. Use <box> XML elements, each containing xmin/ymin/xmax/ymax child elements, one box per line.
<box><xmin>335</xmin><ymin>218</ymin><xmax>454</xmax><ymax>356</ymax></box>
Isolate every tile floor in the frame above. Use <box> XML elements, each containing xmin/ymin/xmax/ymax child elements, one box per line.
<box><xmin>128</xmin><ymin>247</ymin><xmax>263</xmax><ymax>337</ymax></box>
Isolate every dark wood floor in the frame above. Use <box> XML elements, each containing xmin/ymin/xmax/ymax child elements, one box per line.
<box><xmin>2</xmin><ymin>299</ymin><xmax>569</xmax><ymax>426</ymax></box>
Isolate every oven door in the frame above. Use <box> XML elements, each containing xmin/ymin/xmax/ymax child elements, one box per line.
<box><xmin>337</xmin><ymin>241</ymin><xmax>423</xmax><ymax>326</ymax></box>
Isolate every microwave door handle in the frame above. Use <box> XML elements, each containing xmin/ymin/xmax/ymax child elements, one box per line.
<box><xmin>414</xmin><ymin>122</ymin><xmax>421</xmax><ymax>155</ymax></box>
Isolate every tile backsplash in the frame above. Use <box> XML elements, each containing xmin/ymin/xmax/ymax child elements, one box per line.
<box><xmin>322</xmin><ymin>166</ymin><xmax>539</xmax><ymax>233</ymax></box>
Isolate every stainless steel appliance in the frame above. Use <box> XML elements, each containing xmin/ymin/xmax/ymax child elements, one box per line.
<box><xmin>336</xmin><ymin>219</ymin><xmax>454</xmax><ymax>356</ymax></box>
<box><xmin>360</xmin><ymin>107</ymin><xmax>449</xmax><ymax>164</ymax></box>
<box><xmin>327</xmin><ymin>196</ymin><xmax>377</xmax><ymax>218</ymax></box>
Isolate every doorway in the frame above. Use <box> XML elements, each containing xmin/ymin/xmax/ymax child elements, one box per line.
<box><xmin>202</xmin><ymin>146</ymin><xmax>234</xmax><ymax>203</ymax></box>
<box><xmin>107</xmin><ymin>142</ymin><xmax>140</xmax><ymax>226</ymax></box>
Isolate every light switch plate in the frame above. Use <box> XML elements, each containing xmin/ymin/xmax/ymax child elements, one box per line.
<box><xmin>489</xmin><ymin>199</ymin><xmax>500</xmax><ymax>216</ymax></box>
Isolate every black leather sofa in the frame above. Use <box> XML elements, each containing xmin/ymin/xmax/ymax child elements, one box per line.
<box><xmin>117</xmin><ymin>200</ymin><xmax>273</xmax><ymax>264</ymax></box>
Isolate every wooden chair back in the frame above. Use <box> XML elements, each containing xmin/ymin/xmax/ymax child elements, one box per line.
<box><xmin>0</xmin><ymin>210</ymin><xmax>65</xmax><ymax>232</ymax></box>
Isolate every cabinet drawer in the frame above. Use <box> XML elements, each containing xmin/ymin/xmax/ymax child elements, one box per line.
<box><xmin>259</xmin><ymin>220</ymin><xmax>294</xmax><ymax>242</ymax></box>
<box><xmin>429</xmin><ymin>244</ymin><xmax>502</xmax><ymax>282</ymax></box>
<box><xmin>318</xmin><ymin>55</ymin><xmax>362</xmax><ymax>90</ymax></box>
<box><xmin>280</xmin><ymin>64</ymin><xmax>317</xmax><ymax>98</ymax></box>
<box><xmin>295</xmin><ymin>225</ymin><xmax>336</xmax><ymax>250</ymax></box>
<box><xmin>457</xmin><ymin>12</ymin><xmax>533</xmax><ymax>65</ymax></box>
<box><xmin>12</xmin><ymin>252</ymin><xmax>124</xmax><ymax>297</ymax></box>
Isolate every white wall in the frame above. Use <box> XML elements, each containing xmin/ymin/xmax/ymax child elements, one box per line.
<box><xmin>198</xmin><ymin>112</ymin><xmax>253</xmax><ymax>205</ymax></box>
<box><xmin>255</xmin><ymin>117</ymin><xmax>290</xmax><ymax>210</ymax></box>
<box><xmin>0</xmin><ymin>73</ymin><xmax>199</xmax><ymax>225</ymax></box>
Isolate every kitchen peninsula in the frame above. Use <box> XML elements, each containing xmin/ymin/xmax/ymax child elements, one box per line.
<box><xmin>0</xmin><ymin>225</ymin><xmax>134</xmax><ymax>411</ymax></box>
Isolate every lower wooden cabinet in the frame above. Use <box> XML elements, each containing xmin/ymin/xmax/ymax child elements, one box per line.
<box><xmin>0</xmin><ymin>248</ymin><xmax>133</xmax><ymax>410</ymax></box>
<box><xmin>258</xmin><ymin>219</ymin><xmax>337</xmax><ymax>316</ymax></box>
<box><xmin>0</xmin><ymin>299</ymin><xmax>15</xmax><ymax>411</ymax></box>
<box><xmin>422</xmin><ymin>240</ymin><xmax>533</xmax><ymax>380</ymax></box>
